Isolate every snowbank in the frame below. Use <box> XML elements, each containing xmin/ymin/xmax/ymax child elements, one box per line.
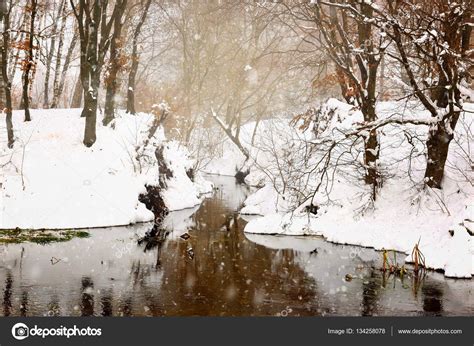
<box><xmin>160</xmin><ymin>141</ymin><xmax>213</xmax><ymax>211</ymax></box>
<box><xmin>240</xmin><ymin>184</ymin><xmax>287</xmax><ymax>215</ymax></box>
<box><xmin>239</xmin><ymin>100</ymin><xmax>473</xmax><ymax>278</ymax></box>
<box><xmin>0</xmin><ymin>109</ymin><xmax>212</xmax><ymax>229</ymax></box>
<box><xmin>244</xmin><ymin>184</ymin><xmax>473</xmax><ymax>278</ymax></box>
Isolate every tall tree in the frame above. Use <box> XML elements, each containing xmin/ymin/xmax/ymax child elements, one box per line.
<box><xmin>286</xmin><ymin>1</ymin><xmax>389</xmax><ymax>198</ymax></box>
<box><xmin>70</xmin><ymin>0</ymin><xmax>123</xmax><ymax>147</ymax></box>
<box><xmin>51</xmin><ymin>20</ymin><xmax>78</xmax><ymax>108</ymax></box>
<box><xmin>70</xmin><ymin>74</ymin><xmax>82</xmax><ymax>108</ymax></box>
<box><xmin>126</xmin><ymin>0</ymin><xmax>151</xmax><ymax>115</ymax></box>
<box><xmin>21</xmin><ymin>0</ymin><xmax>38</xmax><ymax>122</ymax></box>
<box><xmin>43</xmin><ymin>0</ymin><xmax>66</xmax><ymax>108</ymax></box>
<box><xmin>103</xmin><ymin>0</ymin><xmax>127</xmax><ymax>125</ymax></box>
<box><xmin>386</xmin><ymin>0</ymin><xmax>472</xmax><ymax>188</ymax></box>
<box><xmin>1</xmin><ymin>0</ymin><xmax>13</xmax><ymax>148</ymax></box>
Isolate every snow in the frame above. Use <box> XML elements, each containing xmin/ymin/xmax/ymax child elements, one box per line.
<box><xmin>0</xmin><ymin>108</ymin><xmax>212</xmax><ymax>230</ymax></box>
<box><xmin>245</xmin><ymin>233</ymin><xmax>322</xmax><ymax>252</ymax></box>
<box><xmin>203</xmin><ymin>142</ymin><xmax>247</xmax><ymax>176</ymax></box>
<box><xmin>244</xmin><ymin>182</ymin><xmax>474</xmax><ymax>278</ymax></box>
<box><xmin>233</xmin><ymin>99</ymin><xmax>473</xmax><ymax>279</ymax></box>
<box><xmin>152</xmin><ymin>101</ymin><xmax>170</xmax><ymax>113</ymax></box>
<box><xmin>240</xmin><ymin>184</ymin><xmax>287</xmax><ymax>215</ymax></box>
<box><xmin>160</xmin><ymin>141</ymin><xmax>213</xmax><ymax>211</ymax></box>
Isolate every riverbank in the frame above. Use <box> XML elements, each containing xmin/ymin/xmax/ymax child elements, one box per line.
<box><xmin>204</xmin><ymin>100</ymin><xmax>473</xmax><ymax>279</ymax></box>
<box><xmin>0</xmin><ymin>108</ymin><xmax>212</xmax><ymax>230</ymax></box>
<box><xmin>0</xmin><ymin>175</ymin><xmax>470</xmax><ymax>316</ymax></box>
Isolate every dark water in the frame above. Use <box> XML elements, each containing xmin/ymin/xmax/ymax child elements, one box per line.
<box><xmin>0</xmin><ymin>176</ymin><xmax>471</xmax><ymax>316</ymax></box>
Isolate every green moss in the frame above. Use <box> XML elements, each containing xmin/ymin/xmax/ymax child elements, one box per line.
<box><xmin>0</xmin><ymin>229</ymin><xmax>90</xmax><ymax>244</ymax></box>
<box><xmin>0</xmin><ymin>229</ymin><xmax>23</xmax><ymax>237</ymax></box>
<box><xmin>74</xmin><ymin>231</ymin><xmax>90</xmax><ymax>238</ymax></box>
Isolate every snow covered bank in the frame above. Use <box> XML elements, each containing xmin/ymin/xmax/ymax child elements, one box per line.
<box><xmin>244</xmin><ymin>186</ymin><xmax>473</xmax><ymax>278</ymax></box>
<box><xmin>0</xmin><ymin>109</ymin><xmax>212</xmax><ymax>230</ymax></box>
<box><xmin>229</xmin><ymin>100</ymin><xmax>473</xmax><ymax>278</ymax></box>
<box><xmin>160</xmin><ymin>141</ymin><xmax>213</xmax><ymax>211</ymax></box>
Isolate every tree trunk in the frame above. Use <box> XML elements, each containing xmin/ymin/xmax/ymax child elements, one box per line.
<box><xmin>103</xmin><ymin>0</ymin><xmax>127</xmax><ymax>126</ymax></box>
<box><xmin>1</xmin><ymin>4</ymin><xmax>14</xmax><ymax>148</ymax></box>
<box><xmin>51</xmin><ymin>31</ymin><xmax>77</xmax><ymax>108</ymax></box>
<box><xmin>424</xmin><ymin>112</ymin><xmax>460</xmax><ymax>189</ymax></box>
<box><xmin>22</xmin><ymin>0</ymin><xmax>37</xmax><ymax>122</ymax></box>
<box><xmin>126</xmin><ymin>59</ymin><xmax>137</xmax><ymax>114</ymax></box>
<box><xmin>73</xmin><ymin>0</ymin><xmax>133</xmax><ymax>146</ymax></box>
<box><xmin>7</xmin><ymin>9</ymin><xmax>25</xmax><ymax>82</ymax></box>
<box><xmin>364</xmin><ymin>130</ymin><xmax>378</xmax><ymax>184</ymax></box>
<box><xmin>82</xmin><ymin>0</ymin><xmax>100</xmax><ymax>147</ymax></box>
<box><xmin>424</xmin><ymin>21</ymin><xmax>464</xmax><ymax>189</ymax></box>
<box><xmin>83</xmin><ymin>89</ymin><xmax>98</xmax><ymax>147</ymax></box>
<box><xmin>362</xmin><ymin>101</ymin><xmax>379</xmax><ymax>195</ymax></box>
<box><xmin>43</xmin><ymin>0</ymin><xmax>64</xmax><ymax>108</ymax></box>
<box><xmin>126</xmin><ymin>0</ymin><xmax>151</xmax><ymax>114</ymax></box>
<box><xmin>49</xmin><ymin>0</ymin><xmax>68</xmax><ymax>108</ymax></box>
<box><xmin>43</xmin><ymin>39</ymin><xmax>55</xmax><ymax>108</ymax></box>
<box><xmin>359</xmin><ymin>2</ymin><xmax>380</xmax><ymax>199</ymax></box>
<box><xmin>71</xmin><ymin>75</ymin><xmax>83</xmax><ymax>108</ymax></box>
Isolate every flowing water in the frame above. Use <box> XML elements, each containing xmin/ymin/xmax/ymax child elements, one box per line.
<box><xmin>0</xmin><ymin>176</ymin><xmax>471</xmax><ymax>316</ymax></box>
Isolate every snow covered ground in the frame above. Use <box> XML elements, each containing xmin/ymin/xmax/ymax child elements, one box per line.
<box><xmin>0</xmin><ymin>109</ymin><xmax>212</xmax><ymax>230</ymax></box>
<box><xmin>207</xmin><ymin>100</ymin><xmax>473</xmax><ymax>278</ymax></box>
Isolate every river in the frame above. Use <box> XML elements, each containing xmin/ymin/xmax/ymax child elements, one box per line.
<box><xmin>0</xmin><ymin>175</ymin><xmax>471</xmax><ymax>316</ymax></box>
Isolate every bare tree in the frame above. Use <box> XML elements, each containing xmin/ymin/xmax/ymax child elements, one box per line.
<box><xmin>384</xmin><ymin>0</ymin><xmax>472</xmax><ymax>188</ymax></box>
<box><xmin>21</xmin><ymin>0</ymin><xmax>38</xmax><ymax>122</ymax></box>
<box><xmin>103</xmin><ymin>0</ymin><xmax>127</xmax><ymax>125</ymax></box>
<box><xmin>126</xmin><ymin>0</ymin><xmax>151</xmax><ymax>115</ymax></box>
<box><xmin>1</xmin><ymin>0</ymin><xmax>13</xmax><ymax>148</ymax></box>
<box><xmin>161</xmin><ymin>0</ymin><xmax>300</xmax><ymax>160</ymax></box>
<box><xmin>7</xmin><ymin>0</ymin><xmax>25</xmax><ymax>83</ymax></box>
<box><xmin>70</xmin><ymin>73</ymin><xmax>82</xmax><ymax>108</ymax></box>
<box><xmin>70</xmin><ymin>0</ymin><xmax>125</xmax><ymax>146</ymax></box>
<box><xmin>51</xmin><ymin>22</ymin><xmax>78</xmax><ymax>108</ymax></box>
<box><xmin>282</xmin><ymin>1</ymin><xmax>390</xmax><ymax>199</ymax></box>
<box><xmin>43</xmin><ymin>0</ymin><xmax>66</xmax><ymax>108</ymax></box>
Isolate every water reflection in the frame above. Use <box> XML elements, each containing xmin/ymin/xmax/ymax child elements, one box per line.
<box><xmin>361</xmin><ymin>270</ymin><xmax>379</xmax><ymax>316</ymax></box>
<box><xmin>0</xmin><ymin>176</ymin><xmax>471</xmax><ymax>316</ymax></box>
<box><xmin>100</xmin><ymin>290</ymin><xmax>113</xmax><ymax>317</ymax></box>
<box><xmin>421</xmin><ymin>283</ymin><xmax>444</xmax><ymax>316</ymax></box>
<box><xmin>80</xmin><ymin>277</ymin><xmax>95</xmax><ymax>316</ymax></box>
<box><xmin>3</xmin><ymin>271</ymin><xmax>12</xmax><ymax>316</ymax></box>
<box><xmin>137</xmin><ymin>202</ymin><xmax>320</xmax><ymax>316</ymax></box>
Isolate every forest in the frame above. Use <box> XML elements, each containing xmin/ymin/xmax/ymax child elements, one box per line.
<box><xmin>0</xmin><ymin>0</ymin><xmax>472</xmax><ymax>317</ymax></box>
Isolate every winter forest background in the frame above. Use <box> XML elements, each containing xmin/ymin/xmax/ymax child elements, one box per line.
<box><xmin>0</xmin><ymin>0</ymin><xmax>472</xmax><ymax>317</ymax></box>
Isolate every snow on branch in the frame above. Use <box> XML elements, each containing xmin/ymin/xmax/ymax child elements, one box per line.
<box><xmin>350</xmin><ymin>114</ymin><xmax>443</xmax><ymax>134</ymax></box>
